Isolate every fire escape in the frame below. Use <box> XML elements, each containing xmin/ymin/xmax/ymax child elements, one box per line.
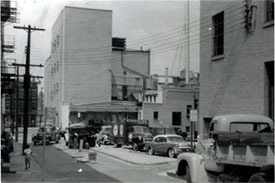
<box><xmin>1</xmin><ymin>0</ymin><xmax>18</xmax><ymax>131</ymax></box>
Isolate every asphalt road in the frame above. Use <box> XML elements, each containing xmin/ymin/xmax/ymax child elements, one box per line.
<box><xmin>30</xmin><ymin>144</ymin><xmax>120</xmax><ymax>182</ymax></box>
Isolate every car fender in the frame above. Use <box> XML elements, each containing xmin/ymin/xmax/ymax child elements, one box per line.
<box><xmin>176</xmin><ymin>152</ymin><xmax>208</xmax><ymax>183</ymax></box>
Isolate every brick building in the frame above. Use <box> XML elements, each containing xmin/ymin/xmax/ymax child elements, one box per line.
<box><xmin>199</xmin><ymin>0</ymin><xmax>274</xmax><ymax>138</ymax></box>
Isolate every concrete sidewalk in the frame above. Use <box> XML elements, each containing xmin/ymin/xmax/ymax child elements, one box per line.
<box><xmin>54</xmin><ymin>140</ymin><xmax>176</xmax><ymax>165</ymax></box>
<box><xmin>1</xmin><ymin>142</ymin><xmax>42</xmax><ymax>182</ymax></box>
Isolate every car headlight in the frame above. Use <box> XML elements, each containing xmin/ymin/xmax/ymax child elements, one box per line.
<box><xmin>174</xmin><ymin>144</ymin><xmax>179</xmax><ymax>149</ymax></box>
<box><xmin>138</xmin><ymin>136</ymin><xmax>142</xmax><ymax>140</ymax></box>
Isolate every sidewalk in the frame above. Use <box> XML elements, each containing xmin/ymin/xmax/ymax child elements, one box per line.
<box><xmin>1</xmin><ymin>142</ymin><xmax>41</xmax><ymax>182</ymax></box>
<box><xmin>54</xmin><ymin>140</ymin><xmax>176</xmax><ymax>165</ymax></box>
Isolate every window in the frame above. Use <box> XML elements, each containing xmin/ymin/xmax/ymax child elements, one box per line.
<box><xmin>186</xmin><ymin>105</ymin><xmax>192</xmax><ymax>119</ymax></box>
<box><xmin>153</xmin><ymin>111</ymin><xmax>158</xmax><ymax>120</ymax></box>
<box><xmin>266</xmin><ymin>0</ymin><xmax>274</xmax><ymax>22</ymax></box>
<box><xmin>56</xmin><ymin>83</ymin><xmax>59</xmax><ymax>93</ymax></box>
<box><xmin>212</xmin><ymin>11</ymin><xmax>224</xmax><ymax>56</ymax></box>
<box><xmin>57</xmin><ymin>60</ymin><xmax>59</xmax><ymax>71</ymax></box>
<box><xmin>172</xmin><ymin>112</ymin><xmax>181</xmax><ymax>126</ymax></box>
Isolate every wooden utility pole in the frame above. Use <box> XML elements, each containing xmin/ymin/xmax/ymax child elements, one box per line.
<box><xmin>13</xmin><ymin>25</ymin><xmax>45</xmax><ymax>154</ymax></box>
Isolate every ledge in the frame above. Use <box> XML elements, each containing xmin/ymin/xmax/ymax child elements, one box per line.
<box><xmin>263</xmin><ymin>21</ymin><xmax>274</xmax><ymax>29</ymax></box>
<box><xmin>211</xmin><ymin>54</ymin><xmax>224</xmax><ymax>61</ymax></box>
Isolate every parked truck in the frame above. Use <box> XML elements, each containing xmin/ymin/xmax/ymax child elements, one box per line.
<box><xmin>110</xmin><ymin>119</ymin><xmax>153</xmax><ymax>151</ymax></box>
<box><xmin>176</xmin><ymin>114</ymin><xmax>274</xmax><ymax>183</ymax></box>
<box><xmin>66</xmin><ymin>122</ymin><xmax>102</xmax><ymax>149</ymax></box>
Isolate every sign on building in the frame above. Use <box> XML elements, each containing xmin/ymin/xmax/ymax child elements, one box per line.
<box><xmin>190</xmin><ymin>109</ymin><xmax>198</xmax><ymax>122</ymax></box>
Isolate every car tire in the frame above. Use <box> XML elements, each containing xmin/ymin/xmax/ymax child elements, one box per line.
<box><xmin>168</xmin><ymin>148</ymin><xmax>175</xmax><ymax>158</ymax></box>
<box><xmin>114</xmin><ymin>141</ymin><xmax>122</xmax><ymax>148</ymax></box>
<box><xmin>148</xmin><ymin>146</ymin><xmax>154</xmax><ymax>155</ymax></box>
<box><xmin>133</xmin><ymin>143</ymin><xmax>138</xmax><ymax>151</ymax></box>
<box><xmin>34</xmin><ymin>142</ymin><xmax>37</xmax><ymax>146</ymax></box>
<box><xmin>248</xmin><ymin>172</ymin><xmax>270</xmax><ymax>183</ymax></box>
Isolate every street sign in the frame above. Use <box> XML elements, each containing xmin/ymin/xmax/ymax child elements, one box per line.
<box><xmin>190</xmin><ymin>110</ymin><xmax>197</xmax><ymax>122</ymax></box>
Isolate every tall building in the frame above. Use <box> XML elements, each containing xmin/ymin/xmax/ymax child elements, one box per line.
<box><xmin>44</xmin><ymin>7</ymin><xmax>156</xmax><ymax>129</ymax></box>
<box><xmin>1</xmin><ymin>0</ymin><xmax>18</xmax><ymax>133</ymax></box>
<box><xmin>199</xmin><ymin>0</ymin><xmax>274</xmax><ymax>138</ymax></box>
<box><xmin>4</xmin><ymin>79</ymin><xmax>39</xmax><ymax>128</ymax></box>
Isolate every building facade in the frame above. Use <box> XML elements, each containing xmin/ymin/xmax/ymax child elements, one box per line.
<box><xmin>4</xmin><ymin>79</ymin><xmax>39</xmax><ymax>128</ymax></box>
<box><xmin>44</xmin><ymin>7</ymin><xmax>156</xmax><ymax>129</ymax></box>
<box><xmin>199</xmin><ymin>0</ymin><xmax>274</xmax><ymax>138</ymax></box>
<box><xmin>142</xmin><ymin>86</ymin><xmax>199</xmax><ymax>133</ymax></box>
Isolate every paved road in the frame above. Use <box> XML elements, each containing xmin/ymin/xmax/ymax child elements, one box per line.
<box><xmin>30</xmin><ymin>144</ymin><xmax>120</xmax><ymax>182</ymax></box>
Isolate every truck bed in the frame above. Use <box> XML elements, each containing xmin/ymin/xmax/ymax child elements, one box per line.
<box><xmin>213</xmin><ymin>132</ymin><xmax>274</xmax><ymax>167</ymax></box>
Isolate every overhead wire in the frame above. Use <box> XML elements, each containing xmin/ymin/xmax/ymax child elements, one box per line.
<box><xmin>30</xmin><ymin>15</ymin><xmax>245</xmax><ymax>64</ymax></box>
<box><xmin>34</xmin><ymin>22</ymin><xmax>246</xmax><ymax>67</ymax></box>
<box><xmin>30</xmin><ymin>13</ymin><xmax>245</xmax><ymax>63</ymax></box>
<box><xmin>30</xmin><ymin>2</ymin><xmax>245</xmax><ymax>54</ymax></box>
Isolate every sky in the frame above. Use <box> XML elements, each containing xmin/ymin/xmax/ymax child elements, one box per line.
<box><xmin>4</xmin><ymin>0</ymin><xmax>200</xmax><ymax>89</ymax></box>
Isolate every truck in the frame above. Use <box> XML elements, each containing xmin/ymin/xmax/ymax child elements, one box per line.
<box><xmin>66</xmin><ymin>122</ymin><xmax>102</xmax><ymax>149</ymax></box>
<box><xmin>110</xmin><ymin>119</ymin><xmax>153</xmax><ymax>151</ymax></box>
<box><xmin>176</xmin><ymin>114</ymin><xmax>274</xmax><ymax>183</ymax></box>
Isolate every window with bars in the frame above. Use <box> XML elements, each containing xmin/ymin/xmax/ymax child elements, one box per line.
<box><xmin>212</xmin><ymin>11</ymin><xmax>224</xmax><ymax>57</ymax></box>
<box><xmin>266</xmin><ymin>0</ymin><xmax>274</xmax><ymax>22</ymax></box>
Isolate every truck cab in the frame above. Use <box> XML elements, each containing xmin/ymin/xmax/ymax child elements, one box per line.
<box><xmin>176</xmin><ymin>114</ymin><xmax>274</xmax><ymax>183</ymax></box>
<box><xmin>110</xmin><ymin>119</ymin><xmax>153</xmax><ymax>151</ymax></box>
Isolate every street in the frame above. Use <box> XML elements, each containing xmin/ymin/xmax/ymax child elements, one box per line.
<box><xmin>2</xmin><ymin>138</ymin><xmax>182</xmax><ymax>182</ymax></box>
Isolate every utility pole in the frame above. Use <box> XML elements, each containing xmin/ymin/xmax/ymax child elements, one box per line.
<box><xmin>185</xmin><ymin>0</ymin><xmax>190</xmax><ymax>87</ymax></box>
<box><xmin>13</xmin><ymin>25</ymin><xmax>45</xmax><ymax>154</ymax></box>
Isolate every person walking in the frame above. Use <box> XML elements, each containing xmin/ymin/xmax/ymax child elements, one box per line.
<box><xmin>24</xmin><ymin>144</ymin><xmax>32</xmax><ymax>170</ymax></box>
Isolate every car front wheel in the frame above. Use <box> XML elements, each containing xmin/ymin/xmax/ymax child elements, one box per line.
<box><xmin>133</xmin><ymin>143</ymin><xmax>138</xmax><ymax>151</ymax></box>
<box><xmin>168</xmin><ymin>148</ymin><xmax>175</xmax><ymax>158</ymax></box>
<box><xmin>148</xmin><ymin>146</ymin><xmax>154</xmax><ymax>155</ymax></box>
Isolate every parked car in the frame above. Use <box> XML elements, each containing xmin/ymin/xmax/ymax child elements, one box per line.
<box><xmin>32</xmin><ymin>125</ymin><xmax>60</xmax><ymax>145</ymax></box>
<box><xmin>144</xmin><ymin>134</ymin><xmax>192</xmax><ymax>158</ymax></box>
<box><xmin>97</xmin><ymin>125</ymin><xmax>113</xmax><ymax>145</ymax></box>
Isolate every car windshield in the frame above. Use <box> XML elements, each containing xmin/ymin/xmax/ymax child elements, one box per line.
<box><xmin>134</xmin><ymin>126</ymin><xmax>149</xmax><ymax>133</ymax></box>
<box><xmin>167</xmin><ymin>136</ymin><xmax>184</xmax><ymax>142</ymax></box>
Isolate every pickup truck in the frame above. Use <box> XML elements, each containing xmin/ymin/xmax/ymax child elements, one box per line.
<box><xmin>176</xmin><ymin>114</ymin><xmax>274</xmax><ymax>183</ymax></box>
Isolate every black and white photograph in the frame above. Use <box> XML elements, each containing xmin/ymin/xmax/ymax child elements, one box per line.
<box><xmin>1</xmin><ymin>0</ymin><xmax>274</xmax><ymax>182</ymax></box>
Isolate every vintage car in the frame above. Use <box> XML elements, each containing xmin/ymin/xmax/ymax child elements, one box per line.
<box><xmin>97</xmin><ymin>125</ymin><xmax>113</xmax><ymax>145</ymax></box>
<box><xmin>144</xmin><ymin>134</ymin><xmax>192</xmax><ymax>158</ymax></box>
<box><xmin>32</xmin><ymin>125</ymin><xmax>60</xmax><ymax>145</ymax></box>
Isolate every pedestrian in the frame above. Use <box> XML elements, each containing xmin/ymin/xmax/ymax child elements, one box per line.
<box><xmin>24</xmin><ymin>144</ymin><xmax>32</xmax><ymax>170</ymax></box>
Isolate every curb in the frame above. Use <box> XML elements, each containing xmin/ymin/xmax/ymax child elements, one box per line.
<box><xmin>89</xmin><ymin>148</ymin><xmax>174</xmax><ymax>165</ymax></box>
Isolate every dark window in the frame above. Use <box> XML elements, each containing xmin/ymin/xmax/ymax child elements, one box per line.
<box><xmin>186</xmin><ymin>105</ymin><xmax>192</xmax><ymax>119</ymax></box>
<box><xmin>153</xmin><ymin>111</ymin><xmax>158</xmax><ymax>120</ymax></box>
<box><xmin>265</xmin><ymin>61</ymin><xmax>274</xmax><ymax>120</ymax></box>
<box><xmin>213</xmin><ymin>11</ymin><xmax>224</xmax><ymax>56</ymax></box>
<box><xmin>266</xmin><ymin>0</ymin><xmax>274</xmax><ymax>22</ymax></box>
<box><xmin>172</xmin><ymin>112</ymin><xmax>181</xmax><ymax>126</ymax></box>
